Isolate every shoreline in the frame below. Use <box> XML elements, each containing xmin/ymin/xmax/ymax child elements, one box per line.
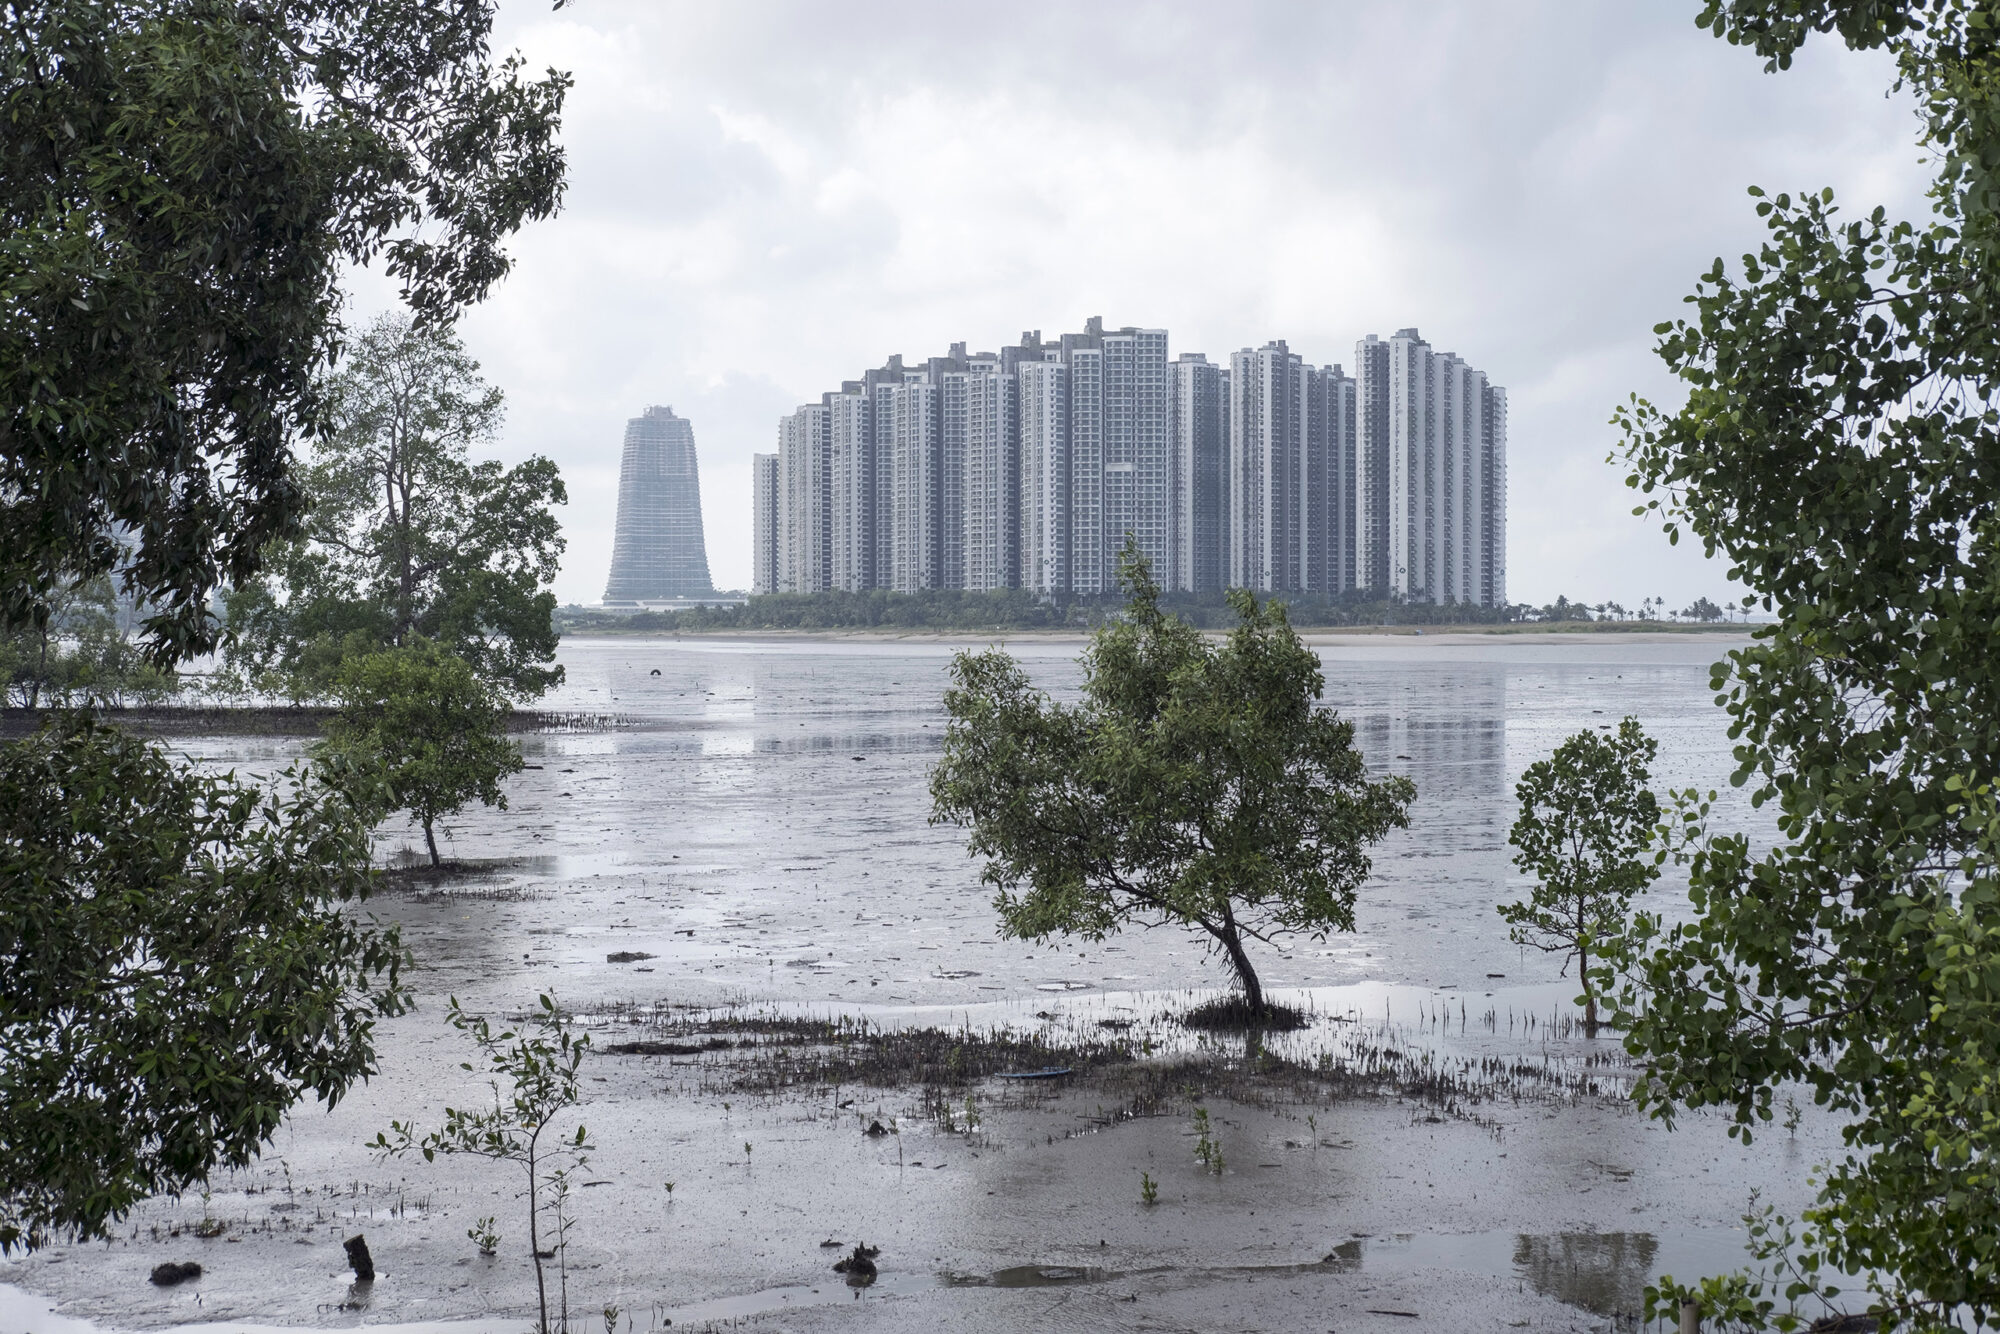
<box><xmin>0</xmin><ymin>706</ymin><xmax>619</xmax><ymax>740</ymax></box>
<box><xmin>553</xmin><ymin>624</ymin><xmax>1757</xmax><ymax>646</ymax></box>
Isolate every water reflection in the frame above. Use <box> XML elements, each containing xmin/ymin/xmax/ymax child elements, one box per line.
<box><xmin>1513</xmin><ymin>1231</ymin><xmax>1658</xmax><ymax>1317</ymax></box>
<box><xmin>1352</xmin><ymin>1228</ymin><xmax>1693</xmax><ymax>1324</ymax></box>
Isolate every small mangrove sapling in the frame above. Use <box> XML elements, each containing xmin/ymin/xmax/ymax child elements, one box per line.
<box><xmin>373</xmin><ymin>994</ymin><xmax>592</xmax><ymax>1334</ymax></box>
<box><xmin>1499</xmin><ymin>717</ymin><xmax>1659</xmax><ymax>1032</ymax></box>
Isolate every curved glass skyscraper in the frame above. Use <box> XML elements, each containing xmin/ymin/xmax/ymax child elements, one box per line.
<box><xmin>604</xmin><ymin>405</ymin><xmax>715</xmax><ymax>602</ymax></box>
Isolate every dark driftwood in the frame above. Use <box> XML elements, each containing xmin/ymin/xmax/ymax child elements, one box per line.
<box><xmin>344</xmin><ymin>1234</ymin><xmax>375</xmax><ymax>1281</ymax></box>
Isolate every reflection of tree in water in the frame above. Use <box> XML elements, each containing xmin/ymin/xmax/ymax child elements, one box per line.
<box><xmin>1513</xmin><ymin>1232</ymin><xmax>1659</xmax><ymax>1316</ymax></box>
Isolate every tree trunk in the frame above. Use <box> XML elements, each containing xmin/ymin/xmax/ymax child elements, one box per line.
<box><xmin>424</xmin><ymin>818</ymin><xmax>441</xmax><ymax>868</ymax></box>
<box><xmin>1579</xmin><ymin>939</ymin><xmax>1598</xmax><ymax>1035</ymax></box>
<box><xmin>527</xmin><ymin>1148</ymin><xmax>550</xmax><ymax>1334</ymax></box>
<box><xmin>1214</xmin><ymin>921</ymin><xmax>1265</xmax><ymax>1014</ymax></box>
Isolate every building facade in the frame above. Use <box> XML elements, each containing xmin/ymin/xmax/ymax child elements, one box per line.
<box><xmin>1353</xmin><ymin>328</ymin><xmax>1508</xmax><ymax>607</ymax></box>
<box><xmin>777</xmin><ymin>403</ymin><xmax>829</xmax><ymax>593</ymax></box>
<box><xmin>1019</xmin><ymin>358</ymin><xmax>1069</xmax><ymax>595</ymax></box>
<box><xmin>828</xmin><ymin>387</ymin><xmax>872</xmax><ymax>591</ymax></box>
<box><xmin>1168</xmin><ymin>354</ymin><xmax>1228</xmax><ymax>593</ymax></box>
<box><xmin>604</xmin><ymin>405</ymin><xmax>715</xmax><ymax>603</ymax></box>
<box><xmin>751</xmin><ymin>451</ymin><xmax>779</xmax><ymax>596</ymax></box>
<box><xmin>756</xmin><ymin>319</ymin><xmax>1506</xmax><ymax>610</ymax></box>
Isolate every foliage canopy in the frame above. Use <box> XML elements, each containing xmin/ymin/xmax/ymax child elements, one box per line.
<box><xmin>931</xmin><ymin>549</ymin><xmax>1414</xmax><ymax>1016</ymax></box>
<box><xmin>1501</xmin><ymin>717</ymin><xmax>1659</xmax><ymax>1031</ymax></box>
<box><xmin>0</xmin><ymin>716</ymin><xmax>407</xmax><ymax>1252</ymax></box>
<box><xmin>1607</xmin><ymin>1</ymin><xmax>2000</xmax><ymax>1323</ymax></box>
<box><xmin>228</xmin><ymin>314</ymin><xmax>566</xmax><ymax>701</ymax></box>
<box><xmin>317</xmin><ymin>640</ymin><xmax>523</xmax><ymax>866</ymax></box>
<box><xmin>0</xmin><ymin>577</ymin><xmax>175</xmax><ymax>708</ymax></box>
<box><xmin>0</xmin><ymin>0</ymin><xmax>569</xmax><ymax>661</ymax></box>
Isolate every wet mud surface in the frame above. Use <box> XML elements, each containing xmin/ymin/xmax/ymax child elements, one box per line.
<box><xmin>3</xmin><ymin>634</ymin><xmax>1843</xmax><ymax>1334</ymax></box>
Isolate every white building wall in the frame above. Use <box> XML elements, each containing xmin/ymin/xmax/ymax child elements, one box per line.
<box><xmin>1354</xmin><ymin>335</ymin><xmax>1390</xmax><ymax>594</ymax></box>
<box><xmin>1229</xmin><ymin>341</ymin><xmax>1303</xmax><ymax>592</ymax></box>
<box><xmin>962</xmin><ymin>372</ymin><xmax>1018</xmax><ymax>591</ymax></box>
<box><xmin>778</xmin><ymin>404</ymin><xmax>828</xmax><ymax>593</ymax></box>
<box><xmin>889</xmin><ymin>381</ymin><xmax>939</xmax><ymax>592</ymax></box>
<box><xmin>1102</xmin><ymin>329</ymin><xmax>1170</xmax><ymax>583</ymax></box>
<box><xmin>1170</xmin><ymin>353</ymin><xmax>1226</xmax><ymax>593</ymax></box>
<box><xmin>829</xmin><ymin>391</ymin><xmax>871</xmax><ymax>592</ymax></box>
<box><xmin>1484</xmin><ymin>384</ymin><xmax>1508</xmax><ymax>607</ymax></box>
<box><xmin>1019</xmin><ymin>360</ymin><xmax>1069</xmax><ymax>595</ymax></box>
<box><xmin>1385</xmin><ymin>328</ymin><xmax>1431</xmax><ymax>601</ymax></box>
<box><xmin>868</xmin><ymin>380</ymin><xmax>898</xmax><ymax>590</ymax></box>
<box><xmin>1067</xmin><ymin>347</ymin><xmax>1105</xmax><ymax>594</ymax></box>
<box><xmin>751</xmin><ymin>451</ymin><xmax>779</xmax><ymax>595</ymax></box>
<box><xmin>1329</xmin><ymin>369</ymin><xmax>1357</xmax><ymax>595</ymax></box>
<box><xmin>939</xmin><ymin>371</ymin><xmax>970</xmax><ymax>590</ymax></box>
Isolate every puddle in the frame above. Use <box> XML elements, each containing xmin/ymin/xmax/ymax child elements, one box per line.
<box><xmin>0</xmin><ymin>1229</ymin><xmax>1767</xmax><ymax>1333</ymax></box>
<box><xmin>649</xmin><ymin>1230</ymin><xmax>1751</xmax><ymax>1327</ymax></box>
<box><xmin>950</xmin><ymin>1264</ymin><xmax>1113</xmax><ymax>1287</ymax></box>
<box><xmin>0</xmin><ymin>1283</ymin><xmax>526</xmax><ymax>1334</ymax></box>
<box><xmin>1343</xmin><ymin>1228</ymin><xmax>1748</xmax><ymax>1318</ymax></box>
<box><xmin>657</xmin><ymin>1268</ymin><xmax>945</xmax><ymax>1324</ymax></box>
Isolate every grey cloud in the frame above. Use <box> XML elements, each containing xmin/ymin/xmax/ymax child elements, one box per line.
<box><xmin>422</xmin><ymin>0</ymin><xmax>1930</xmax><ymax>602</ymax></box>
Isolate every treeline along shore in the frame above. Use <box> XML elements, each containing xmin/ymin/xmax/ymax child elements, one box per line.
<box><xmin>559</xmin><ymin>588</ymin><xmax>1750</xmax><ymax>636</ymax></box>
<box><xmin>0</xmin><ymin>706</ymin><xmax>620</xmax><ymax>741</ymax></box>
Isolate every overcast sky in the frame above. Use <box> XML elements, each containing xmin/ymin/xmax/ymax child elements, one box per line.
<box><xmin>348</xmin><ymin>1</ymin><xmax>1930</xmax><ymax>607</ymax></box>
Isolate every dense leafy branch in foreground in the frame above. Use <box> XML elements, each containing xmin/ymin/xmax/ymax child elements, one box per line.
<box><xmin>0</xmin><ymin>717</ymin><xmax>407</xmax><ymax>1252</ymax></box>
<box><xmin>1606</xmin><ymin>3</ymin><xmax>2000</xmax><ymax>1324</ymax></box>
<box><xmin>0</xmin><ymin>0</ymin><xmax>569</xmax><ymax>661</ymax></box>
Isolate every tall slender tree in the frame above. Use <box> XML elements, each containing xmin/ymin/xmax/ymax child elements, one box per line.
<box><xmin>227</xmin><ymin>314</ymin><xmax>567</xmax><ymax>702</ymax></box>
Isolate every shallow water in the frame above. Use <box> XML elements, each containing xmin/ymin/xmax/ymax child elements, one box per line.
<box><xmin>303</xmin><ymin>633</ymin><xmax>1759</xmax><ymax>1004</ymax></box>
<box><xmin>6</xmin><ymin>632</ymin><xmax>1834</xmax><ymax>1334</ymax></box>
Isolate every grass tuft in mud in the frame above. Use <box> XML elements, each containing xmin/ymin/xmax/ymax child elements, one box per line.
<box><xmin>609</xmin><ymin>1014</ymin><xmax>1136</xmax><ymax>1094</ymax></box>
<box><xmin>1179</xmin><ymin>996</ymin><xmax>1312</xmax><ymax>1031</ymax></box>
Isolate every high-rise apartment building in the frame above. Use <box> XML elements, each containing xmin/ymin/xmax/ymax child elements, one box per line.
<box><xmin>1481</xmin><ymin>385</ymin><xmax>1508</xmax><ymax>608</ymax></box>
<box><xmin>888</xmin><ymin>380</ymin><xmax>940</xmax><ymax>593</ymax></box>
<box><xmin>828</xmin><ymin>386</ymin><xmax>873</xmax><ymax>591</ymax></box>
<box><xmin>1299</xmin><ymin>362</ymin><xmax>1357</xmax><ymax>598</ymax></box>
<box><xmin>751</xmin><ymin>451</ymin><xmax>779</xmax><ymax>595</ymax></box>
<box><xmin>1354</xmin><ymin>328</ymin><xmax>1507</xmax><ymax>607</ymax></box>
<box><xmin>777</xmin><ymin>403</ymin><xmax>829</xmax><ymax>593</ymax></box>
<box><xmin>961</xmin><ymin>369</ymin><xmax>1019</xmax><ymax>591</ymax></box>
<box><xmin>1170</xmin><ymin>353</ymin><xmax>1228</xmax><ymax>593</ymax></box>
<box><xmin>759</xmin><ymin>319</ymin><xmax>1505</xmax><ymax>611</ymax></box>
<box><xmin>603</xmin><ymin>405</ymin><xmax>715</xmax><ymax>603</ymax></box>
<box><xmin>1064</xmin><ymin>340</ymin><xmax>1106</xmax><ymax>595</ymax></box>
<box><xmin>1019</xmin><ymin>358</ymin><xmax>1069</xmax><ymax>595</ymax></box>
<box><xmin>1326</xmin><ymin>366</ymin><xmax>1358</xmax><ymax>595</ymax></box>
<box><xmin>1229</xmin><ymin>341</ymin><xmax>1304</xmax><ymax>593</ymax></box>
<box><xmin>1102</xmin><ymin>326</ymin><xmax>1171</xmax><ymax>584</ymax></box>
<box><xmin>1354</xmin><ymin>334</ymin><xmax>1392</xmax><ymax>595</ymax></box>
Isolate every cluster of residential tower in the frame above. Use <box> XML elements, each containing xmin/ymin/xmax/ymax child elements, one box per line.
<box><xmin>752</xmin><ymin>319</ymin><xmax>1507</xmax><ymax>606</ymax></box>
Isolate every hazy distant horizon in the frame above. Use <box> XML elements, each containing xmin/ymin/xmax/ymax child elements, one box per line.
<box><xmin>340</xmin><ymin>1</ymin><xmax>1929</xmax><ymax>607</ymax></box>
